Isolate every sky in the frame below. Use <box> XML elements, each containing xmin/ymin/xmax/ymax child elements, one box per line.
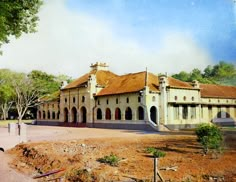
<box><xmin>0</xmin><ymin>0</ymin><xmax>236</xmax><ymax>78</ymax></box>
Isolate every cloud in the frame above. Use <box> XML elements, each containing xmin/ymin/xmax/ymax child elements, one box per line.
<box><xmin>0</xmin><ymin>0</ymin><xmax>213</xmax><ymax>78</ymax></box>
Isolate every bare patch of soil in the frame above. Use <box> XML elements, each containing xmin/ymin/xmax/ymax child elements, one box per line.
<box><xmin>7</xmin><ymin>133</ymin><xmax>236</xmax><ymax>181</ymax></box>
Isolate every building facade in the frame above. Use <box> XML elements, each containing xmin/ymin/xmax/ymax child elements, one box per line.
<box><xmin>36</xmin><ymin>62</ymin><xmax>236</xmax><ymax>130</ymax></box>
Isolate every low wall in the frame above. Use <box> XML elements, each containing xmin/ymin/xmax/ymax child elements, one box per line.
<box><xmin>87</xmin><ymin>122</ymin><xmax>156</xmax><ymax>131</ymax></box>
<box><xmin>35</xmin><ymin>120</ymin><xmax>61</xmax><ymax>126</ymax></box>
<box><xmin>165</xmin><ymin>124</ymin><xmax>198</xmax><ymax>130</ymax></box>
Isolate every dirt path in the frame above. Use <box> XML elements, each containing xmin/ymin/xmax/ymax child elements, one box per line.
<box><xmin>0</xmin><ymin>125</ymin><xmax>158</xmax><ymax>181</ymax></box>
<box><xmin>0</xmin><ymin>152</ymin><xmax>34</xmax><ymax>182</ymax></box>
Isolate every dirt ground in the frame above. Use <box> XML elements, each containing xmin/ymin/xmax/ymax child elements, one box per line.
<box><xmin>5</xmin><ymin>126</ymin><xmax>236</xmax><ymax>182</ymax></box>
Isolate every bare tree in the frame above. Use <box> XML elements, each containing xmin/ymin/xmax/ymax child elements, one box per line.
<box><xmin>12</xmin><ymin>73</ymin><xmax>42</xmax><ymax>123</ymax></box>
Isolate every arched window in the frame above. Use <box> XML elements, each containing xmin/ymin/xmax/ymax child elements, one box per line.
<box><xmin>82</xmin><ymin>96</ymin><xmax>85</xmax><ymax>103</ymax></box>
<box><xmin>116</xmin><ymin>98</ymin><xmax>119</xmax><ymax>104</ymax></box>
<box><xmin>105</xmin><ymin>108</ymin><xmax>111</xmax><ymax>120</ymax></box>
<box><xmin>115</xmin><ymin>108</ymin><xmax>121</xmax><ymax>120</ymax></box>
<box><xmin>126</xmin><ymin>97</ymin><xmax>129</xmax><ymax>103</ymax></box>
<box><xmin>125</xmin><ymin>107</ymin><xmax>132</xmax><ymax>120</ymax></box>
<box><xmin>152</xmin><ymin>96</ymin><xmax>156</xmax><ymax>102</ymax></box>
<box><xmin>138</xmin><ymin>106</ymin><xmax>144</xmax><ymax>120</ymax></box>
<box><xmin>138</xmin><ymin>96</ymin><xmax>141</xmax><ymax>103</ymax></box>
<box><xmin>97</xmin><ymin>108</ymin><xmax>102</xmax><ymax>120</ymax></box>
<box><xmin>175</xmin><ymin>96</ymin><xmax>178</xmax><ymax>101</ymax></box>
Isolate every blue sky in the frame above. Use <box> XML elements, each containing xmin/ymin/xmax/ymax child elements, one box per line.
<box><xmin>0</xmin><ymin>0</ymin><xmax>235</xmax><ymax>77</ymax></box>
<box><xmin>67</xmin><ymin>0</ymin><xmax>236</xmax><ymax>61</ymax></box>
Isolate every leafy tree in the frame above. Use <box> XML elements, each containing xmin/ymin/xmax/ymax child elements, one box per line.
<box><xmin>28</xmin><ymin>70</ymin><xmax>61</xmax><ymax>95</ymax></box>
<box><xmin>172</xmin><ymin>71</ymin><xmax>190</xmax><ymax>82</ymax></box>
<box><xmin>0</xmin><ymin>69</ymin><xmax>15</xmax><ymax>120</ymax></box>
<box><xmin>0</xmin><ymin>0</ymin><xmax>43</xmax><ymax>54</ymax></box>
<box><xmin>195</xmin><ymin>123</ymin><xmax>223</xmax><ymax>155</ymax></box>
<box><xmin>203</xmin><ymin>65</ymin><xmax>213</xmax><ymax>78</ymax></box>
<box><xmin>0</xmin><ymin>68</ymin><xmax>72</xmax><ymax>121</ymax></box>
<box><xmin>172</xmin><ymin>61</ymin><xmax>236</xmax><ymax>86</ymax></box>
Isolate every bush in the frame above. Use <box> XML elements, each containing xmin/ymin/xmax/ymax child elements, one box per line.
<box><xmin>97</xmin><ymin>153</ymin><xmax>120</xmax><ymax>166</ymax></box>
<box><xmin>65</xmin><ymin>168</ymin><xmax>95</xmax><ymax>182</ymax></box>
<box><xmin>146</xmin><ymin>147</ymin><xmax>166</xmax><ymax>158</ymax></box>
<box><xmin>195</xmin><ymin>123</ymin><xmax>223</xmax><ymax>154</ymax></box>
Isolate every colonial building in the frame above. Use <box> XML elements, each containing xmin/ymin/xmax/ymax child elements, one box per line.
<box><xmin>36</xmin><ymin>62</ymin><xmax>236</xmax><ymax>130</ymax></box>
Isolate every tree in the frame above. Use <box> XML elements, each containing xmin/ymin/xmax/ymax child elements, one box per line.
<box><xmin>0</xmin><ymin>0</ymin><xmax>43</xmax><ymax>54</ymax></box>
<box><xmin>195</xmin><ymin>123</ymin><xmax>223</xmax><ymax>155</ymax></box>
<box><xmin>172</xmin><ymin>61</ymin><xmax>236</xmax><ymax>86</ymax></box>
<box><xmin>0</xmin><ymin>69</ymin><xmax>15</xmax><ymax>120</ymax></box>
<box><xmin>11</xmin><ymin>72</ymin><xmax>43</xmax><ymax>122</ymax></box>
<box><xmin>172</xmin><ymin>71</ymin><xmax>190</xmax><ymax>82</ymax></box>
<box><xmin>28</xmin><ymin>70</ymin><xmax>61</xmax><ymax>95</ymax></box>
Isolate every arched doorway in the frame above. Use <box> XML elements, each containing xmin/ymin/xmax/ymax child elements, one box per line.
<box><xmin>52</xmin><ymin>111</ymin><xmax>55</xmax><ymax>119</ymax></box>
<box><xmin>71</xmin><ymin>107</ymin><xmax>77</xmax><ymax>123</ymax></box>
<box><xmin>43</xmin><ymin>111</ymin><xmax>46</xmax><ymax>119</ymax></box>
<box><xmin>125</xmin><ymin>107</ymin><xmax>132</xmax><ymax>120</ymax></box>
<box><xmin>97</xmin><ymin>108</ymin><xmax>102</xmax><ymax>120</ymax></box>
<box><xmin>47</xmin><ymin>111</ymin><xmax>50</xmax><ymax>119</ymax></box>
<box><xmin>138</xmin><ymin>106</ymin><xmax>144</xmax><ymax>120</ymax></box>
<box><xmin>150</xmin><ymin>106</ymin><xmax>157</xmax><ymax>124</ymax></box>
<box><xmin>81</xmin><ymin>107</ymin><xmax>87</xmax><ymax>123</ymax></box>
<box><xmin>105</xmin><ymin>108</ymin><xmax>111</xmax><ymax>120</ymax></box>
<box><xmin>57</xmin><ymin>111</ymin><xmax>60</xmax><ymax>119</ymax></box>
<box><xmin>115</xmin><ymin>108</ymin><xmax>121</xmax><ymax>120</ymax></box>
<box><xmin>38</xmin><ymin>111</ymin><xmax>41</xmax><ymax>119</ymax></box>
<box><xmin>64</xmin><ymin>108</ymin><xmax>69</xmax><ymax>122</ymax></box>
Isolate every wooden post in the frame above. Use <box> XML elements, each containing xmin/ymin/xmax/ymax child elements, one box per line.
<box><xmin>154</xmin><ymin>157</ymin><xmax>164</xmax><ymax>182</ymax></box>
<box><xmin>154</xmin><ymin>157</ymin><xmax>157</xmax><ymax>182</ymax></box>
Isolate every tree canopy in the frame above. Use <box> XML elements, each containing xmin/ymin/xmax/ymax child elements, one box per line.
<box><xmin>0</xmin><ymin>68</ymin><xmax>72</xmax><ymax>121</ymax></box>
<box><xmin>0</xmin><ymin>0</ymin><xmax>43</xmax><ymax>54</ymax></box>
<box><xmin>172</xmin><ymin>61</ymin><xmax>236</xmax><ymax>86</ymax></box>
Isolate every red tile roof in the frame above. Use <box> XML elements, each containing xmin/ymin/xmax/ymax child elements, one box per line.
<box><xmin>63</xmin><ymin>70</ymin><xmax>117</xmax><ymax>89</ymax></box>
<box><xmin>97</xmin><ymin>71</ymin><xmax>159</xmax><ymax>96</ymax></box>
<box><xmin>200</xmin><ymin>84</ymin><xmax>236</xmax><ymax>99</ymax></box>
<box><xmin>62</xmin><ymin>67</ymin><xmax>236</xmax><ymax>99</ymax></box>
<box><xmin>168</xmin><ymin>77</ymin><xmax>194</xmax><ymax>89</ymax></box>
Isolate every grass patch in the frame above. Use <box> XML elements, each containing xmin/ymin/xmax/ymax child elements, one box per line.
<box><xmin>97</xmin><ymin>153</ymin><xmax>120</xmax><ymax>166</ymax></box>
<box><xmin>146</xmin><ymin>147</ymin><xmax>166</xmax><ymax>158</ymax></box>
<box><xmin>0</xmin><ymin>120</ymin><xmax>33</xmax><ymax>127</ymax></box>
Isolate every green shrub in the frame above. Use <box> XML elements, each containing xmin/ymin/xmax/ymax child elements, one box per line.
<box><xmin>65</xmin><ymin>168</ymin><xmax>95</xmax><ymax>182</ymax></box>
<box><xmin>97</xmin><ymin>153</ymin><xmax>120</xmax><ymax>166</ymax></box>
<box><xmin>195</xmin><ymin>123</ymin><xmax>223</xmax><ymax>154</ymax></box>
<box><xmin>146</xmin><ymin>147</ymin><xmax>166</xmax><ymax>158</ymax></box>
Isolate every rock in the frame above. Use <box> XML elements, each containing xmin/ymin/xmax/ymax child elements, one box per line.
<box><xmin>81</xmin><ymin>144</ymin><xmax>86</xmax><ymax>147</ymax></box>
<box><xmin>19</xmin><ymin>162</ymin><xmax>27</xmax><ymax>167</ymax></box>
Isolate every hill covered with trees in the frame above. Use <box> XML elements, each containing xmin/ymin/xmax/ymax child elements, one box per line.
<box><xmin>172</xmin><ymin>61</ymin><xmax>236</xmax><ymax>86</ymax></box>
